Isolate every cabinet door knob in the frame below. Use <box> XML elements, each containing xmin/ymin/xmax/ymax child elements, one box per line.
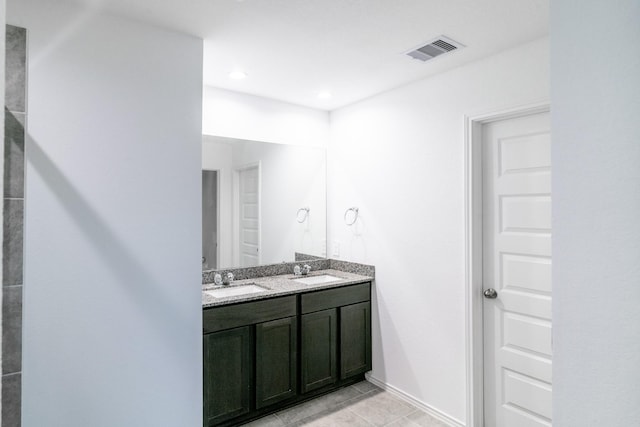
<box><xmin>483</xmin><ymin>288</ymin><xmax>498</xmax><ymax>299</ymax></box>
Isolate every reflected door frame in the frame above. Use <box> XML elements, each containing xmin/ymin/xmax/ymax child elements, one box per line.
<box><xmin>233</xmin><ymin>162</ymin><xmax>262</xmax><ymax>267</ymax></box>
<box><xmin>464</xmin><ymin>101</ymin><xmax>550</xmax><ymax>427</ymax></box>
<box><xmin>202</xmin><ymin>169</ymin><xmax>221</xmax><ymax>270</ymax></box>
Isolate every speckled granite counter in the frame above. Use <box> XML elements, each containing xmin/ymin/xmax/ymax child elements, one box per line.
<box><xmin>202</xmin><ymin>269</ymin><xmax>373</xmax><ymax>308</ymax></box>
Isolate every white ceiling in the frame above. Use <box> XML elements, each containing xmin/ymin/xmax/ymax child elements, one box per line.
<box><xmin>68</xmin><ymin>0</ymin><xmax>549</xmax><ymax>110</ymax></box>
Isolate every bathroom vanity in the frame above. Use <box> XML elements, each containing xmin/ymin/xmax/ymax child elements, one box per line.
<box><xmin>202</xmin><ymin>268</ymin><xmax>373</xmax><ymax>427</ymax></box>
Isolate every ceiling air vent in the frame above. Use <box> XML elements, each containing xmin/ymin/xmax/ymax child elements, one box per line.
<box><xmin>406</xmin><ymin>36</ymin><xmax>464</xmax><ymax>62</ymax></box>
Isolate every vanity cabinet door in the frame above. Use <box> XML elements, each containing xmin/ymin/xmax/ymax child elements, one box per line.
<box><xmin>340</xmin><ymin>301</ymin><xmax>372</xmax><ymax>379</ymax></box>
<box><xmin>301</xmin><ymin>308</ymin><xmax>338</xmax><ymax>393</ymax></box>
<box><xmin>203</xmin><ymin>326</ymin><xmax>253</xmax><ymax>426</ymax></box>
<box><xmin>256</xmin><ymin>316</ymin><xmax>298</xmax><ymax>409</ymax></box>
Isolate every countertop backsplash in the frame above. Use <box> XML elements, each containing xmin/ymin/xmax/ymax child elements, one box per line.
<box><xmin>202</xmin><ymin>258</ymin><xmax>374</xmax><ymax>284</ymax></box>
<box><xmin>202</xmin><ymin>259</ymin><xmax>375</xmax><ymax>308</ymax></box>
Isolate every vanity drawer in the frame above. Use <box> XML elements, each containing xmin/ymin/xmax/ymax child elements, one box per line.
<box><xmin>301</xmin><ymin>282</ymin><xmax>370</xmax><ymax>314</ymax></box>
<box><xmin>203</xmin><ymin>295</ymin><xmax>297</xmax><ymax>333</ymax></box>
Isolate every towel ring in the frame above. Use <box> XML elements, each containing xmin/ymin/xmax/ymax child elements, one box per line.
<box><xmin>344</xmin><ymin>207</ymin><xmax>359</xmax><ymax>226</ymax></box>
<box><xmin>297</xmin><ymin>207</ymin><xmax>310</xmax><ymax>223</ymax></box>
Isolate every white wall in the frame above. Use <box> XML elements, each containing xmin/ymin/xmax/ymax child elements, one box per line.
<box><xmin>551</xmin><ymin>1</ymin><xmax>640</xmax><ymax>426</ymax></box>
<box><xmin>202</xmin><ymin>86</ymin><xmax>329</xmax><ymax>147</ymax></box>
<box><xmin>8</xmin><ymin>1</ymin><xmax>203</xmax><ymax>426</ymax></box>
<box><xmin>328</xmin><ymin>37</ymin><xmax>549</xmax><ymax>424</ymax></box>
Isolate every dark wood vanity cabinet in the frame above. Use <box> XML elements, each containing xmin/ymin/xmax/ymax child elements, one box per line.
<box><xmin>202</xmin><ymin>296</ymin><xmax>297</xmax><ymax>427</ymax></box>
<box><xmin>340</xmin><ymin>301</ymin><xmax>372</xmax><ymax>379</ymax></box>
<box><xmin>255</xmin><ymin>316</ymin><xmax>298</xmax><ymax>408</ymax></box>
<box><xmin>300</xmin><ymin>282</ymin><xmax>371</xmax><ymax>393</ymax></box>
<box><xmin>202</xmin><ymin>281</ymin><xmax>371</xmax><ymax>426</ymax></box>
<box><xmin>203</xmin><ymin>326</ymin><xmax>253</xmax><ymax>425</ymax></box>
<box><xmin>202</xmin><ymin>317</ymin><xmax>298</xmax><ymax>425</ymax></box>
<box><xmin>301</xmin><ymin>308</ymin><xmax>338</xmax><ymax>393</ymax></box>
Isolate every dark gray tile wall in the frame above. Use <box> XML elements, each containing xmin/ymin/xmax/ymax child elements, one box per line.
<box><xmin>1</xmin><ymin>373</ymin><xmax>21</xmax><ymax>427</ymax></box>
<box><xmin>3</xmin><ymin>24</ymin><xmax>26</xmax><ymax>427</ymax></box>
<box><xmin>5</xmin><ymin>26</ymin><xmax>26</xmax><ymax>113</ymax></box>
<box><xmin>3</xmin><ymin>200</ymin><xmax>23</xmax><ymax>286</ymax></box>
<box><xmin>4</xmin><ymin>111</ymin><xmax>25</xmax><ymax>199</ymax></box>
<box><xmin>2</xmin><ymin>285</ymin><xmax>22</xmax><ymax>374</ymax></box>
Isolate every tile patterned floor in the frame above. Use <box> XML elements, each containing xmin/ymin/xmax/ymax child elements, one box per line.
<box><xmin>241</xmin><ymin>381</ymin><xmax>449</xmax><ymax>427</ymax></box>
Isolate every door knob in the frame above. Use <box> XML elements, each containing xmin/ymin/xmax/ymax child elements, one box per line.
<box><xmin>483</xmin><ymin>288</ymin><xmax>498</xmax><ymax>299</ymax></box>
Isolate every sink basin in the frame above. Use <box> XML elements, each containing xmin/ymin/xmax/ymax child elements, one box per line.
<box><xmin>204</xmin><ymin>284</ymin><xmax>267</xmax><ymax>299</ymax></box>
<box><xmin>292</xmin><ymin>274</ymin><xmax>343</xmax><ymax>285</ymax></box>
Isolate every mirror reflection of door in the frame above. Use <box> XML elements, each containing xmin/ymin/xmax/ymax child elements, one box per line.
<box><xmin>202</xmin><ymin>170</ymin><xmax>219</xmax><ymax>270</ymax></box>
<box><xmin>202</xmin><ymin>135</ymin><xmax>327</xmax><ymax>269</ymax></box>
<box><xmin>235</xmin><ymin>164</ymin><xmax>261</xmax><ymax>267</ymax></box>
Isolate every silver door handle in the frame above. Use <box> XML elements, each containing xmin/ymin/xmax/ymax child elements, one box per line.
<box><xmin>483</xmin><ymin>288</ymin><xmax>498</xmax><ymax>299</ymax></box>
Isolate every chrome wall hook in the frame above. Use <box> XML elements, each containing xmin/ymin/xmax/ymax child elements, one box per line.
<box><xmin>296</xmin><ymin>207</ymin><xmax>310</xmax><ymax>223</ymax></box>
<box><xmin>344</xmin><ymin>207</ymin><xmax>359</xmax><ymax>226</ymax></box>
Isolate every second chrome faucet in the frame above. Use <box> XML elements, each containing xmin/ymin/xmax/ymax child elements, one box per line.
<box><xmin>213</xmin><ymin>272</ymin><xmax>235</xmax><ymax>286</ymax></box>
<box><xmin>293</xmin><ymin>264</ymin><xmax>311</xmax><ymax>276</ymax></box>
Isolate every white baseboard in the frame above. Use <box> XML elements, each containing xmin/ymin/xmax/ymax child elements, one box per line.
<box><xmin>365</xmin><ymin>373</ymin><xmax>466</xmax><ymax>427</ymax></box>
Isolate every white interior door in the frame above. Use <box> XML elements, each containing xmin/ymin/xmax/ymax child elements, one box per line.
<box><xmin>238</xmin><ymin>165</ymin><xmax>260</xmax><ymax>267</ymax></box>
<box><xmin>482</xmin><ymin>112</ymin><xmax>552</xmax><ymax>427</ymax></box>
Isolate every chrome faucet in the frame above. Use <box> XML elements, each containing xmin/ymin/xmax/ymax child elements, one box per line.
<box><xmin>213</xmin><ymin>272</ymin><xmax>234</xmax><ymax>286</ymax></box>
<box><xmin>293</xmin><ymin>265</ymin><xmax>311</xmax><ymax>276</ymax></box>
<box><xmin>213</xmin><ymin>273</ymin><xmax>223</xmax><ymax>286</ymax></box>
<box><xmin>222</xmin><ymin>272</ymin><xmax>234</xmax><ymax>285</ymax></box>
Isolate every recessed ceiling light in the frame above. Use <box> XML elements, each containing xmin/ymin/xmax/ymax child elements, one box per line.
<box><xmin>317</xmin><ymin>91</ymin><xmax>332</xmax><ymax>99</ymax></box>
<box><xmin>229</xmin><ymin>71</ymin><xmax>247</xmax><ymax>80</ymax></box>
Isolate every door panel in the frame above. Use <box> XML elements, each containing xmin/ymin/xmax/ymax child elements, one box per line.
<box><xmin>340</xmin><ymin>301</ymin><xmax>371</xmax><ymax>379</ymax></box>
<box><xmin>203</xmin><ymin>326</ymin><xmax>253</xmax><ymax>426</ymax></box>
<box><xmin>301</xmin><ymin>308</ymin><xmax>337</xmax><ymax>393</ymax></box>
<box><xmin>502</xmin><ymin>253</ymin><xmax>551</xmax><ymax>293</ymax></box>
<box><xmin>503</xmin><ymin>369</ymin><xmax>552</xmax><ymax>420</ymax></box>
<box><xmin>498</xmin><ymin>131</ymin><xmax>551</xmax><ymax>175</ymax></box>
<box><xmin>239</xmin><ymin>166</ymin><xmax>260</xmax><ymax>267</ymax></box>
<box><xmin>500</xmin><ymin>195</ymin><xmax>551</xmax><ymax>232</ymax></box>
<box><xmin>503</xmin><ymin>313</ymin><xmax>552</xmax><ymax>355</ymax></box>
<box><xmin>483</xmin><ymin>112</ymin><xmax>552</xmax><ymax>427</ymax></box>
<box><xmin>256</xmin><ymin>317</ymin><xmax>297</xmax><ymax>408</ymax></box>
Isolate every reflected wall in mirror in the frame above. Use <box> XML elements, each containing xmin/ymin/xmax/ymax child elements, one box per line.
<box><xmin>202</xmin><ymin>136</ymin><xmax>327</xmax><ymax>270</ymax></box>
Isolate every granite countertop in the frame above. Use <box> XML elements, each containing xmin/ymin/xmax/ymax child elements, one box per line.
<box><xmin>202</xmin><ymin>269</ymin><xmax>373</xmax><ymax>308</ymax></box>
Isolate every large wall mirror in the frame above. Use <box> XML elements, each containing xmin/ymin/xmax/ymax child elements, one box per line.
<box><xmin>202</xmin><ymin>136</ymin><xmax>327</xmax><ymax>270</ymax></box>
